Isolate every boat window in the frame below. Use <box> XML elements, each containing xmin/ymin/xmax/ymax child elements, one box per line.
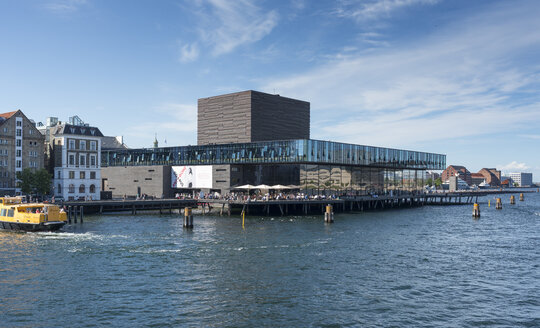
<box><xmin>7</xmin><ymin>209</ymin><xmax>14</xmax><ymax>217</ymax></box>
<box><xmin>0</xmin><ymin>209</ymin><xmax>5</xmax><ymax>216</ymax></box>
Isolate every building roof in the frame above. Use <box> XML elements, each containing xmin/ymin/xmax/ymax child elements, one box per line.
<box><xmin>102</xmin><ymin>136</ymin><xmax>128</xmax><ymax>150</ymax></box>
<box><xmin>471</xmin><ymin>173</ymin><xmax>485</xmax><ymax>178</ymax></box>
<box><xmin>53</xmin><ymin>123</ymin><xmax>104</xmax><ymax>137</ymax></box>
<box><xmin>0</xmin><ymin>110</ymin><xmax>18</xmax><ymax>119</ymax></box>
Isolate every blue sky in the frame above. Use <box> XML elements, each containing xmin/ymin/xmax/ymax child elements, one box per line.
<box><xmin>1</xmin><ymin>0</ymin><xmax>539</xmax><ymax>180</ymax></box>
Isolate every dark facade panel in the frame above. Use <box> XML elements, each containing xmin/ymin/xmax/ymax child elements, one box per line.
<box><xmin>197</xmin><ymin>90</ymin><xmax>310</xmax><ymax>145</ymax></box>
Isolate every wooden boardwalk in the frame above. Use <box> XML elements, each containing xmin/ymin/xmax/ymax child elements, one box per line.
<box><xmin>59</xmin><ymin>189</ymin><xmax>536</xmax><ymax>218</ymax></box>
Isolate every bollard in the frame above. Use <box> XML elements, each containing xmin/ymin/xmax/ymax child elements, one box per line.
<box><xmin>80</xmin><ymin>206</ymin><xmax>84</xmax><ymax>224</ymax></box>
<box><xmin>324</xmin><ymin>204</ymin><xmax>334</xmax><ymax>223</ymax></box>
<box><xmin>495</xmin><ymin>198</ymin><xmax>502</xmax><ymax>210</ymax></box>
<box><xmin>488</xmin><ymin>199</ymin><xmax>491</xmax><ymax>207</ymax></box>
<box><xmin>472</xmin><ymin>203</ymin><xmax>480</xmax><ymax>218</ymax></box>
<box><xmin>183</xmin><ymin>207</ymin><xmax>193</xmax><ymax>229</ymax></box>
<box><xmin>510</xmin><ymin>195</ymin><xmax>515</xmax><ymax>205</ymax></box>
<box><xmin>520</xmin><ymin>193</ymin><xmax>524</xmax><ymax>201</ymax></box>
<box><xmin>73</xmin><ymin>206</ymin><xmax>78</xmax><ymax>223</ymax></box>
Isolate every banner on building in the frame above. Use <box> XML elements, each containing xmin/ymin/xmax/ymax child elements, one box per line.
<box><xmin>171</xmin><ymin>166</ymin><xmax>213</xmax><ymax>189</ymax></box>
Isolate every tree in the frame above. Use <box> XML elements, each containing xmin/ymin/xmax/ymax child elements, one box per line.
<box><xmin>16</xmin><ymin>168</ymin><xmax>52</xmax><ymax>196</ymax></box>
<box><xmin>434</xmin><ymin>178</ymin><xmax>442</xmax><ymax>187</ymax></box>
<box><xmin>16</xmin><ymin>168</ymin><xmax>34</xmax><ymax>195</ymax></box>
<box><xmin>34</xmin><ymin>169</ymin><xmax>52</xmax><ymax>196</ymax></box>
<box><xmin>426</xmin><ymin>178</ymin><xmax>433</xmax><ymax>186</ymax></box>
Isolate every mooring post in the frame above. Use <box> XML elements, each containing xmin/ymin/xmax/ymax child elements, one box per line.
<box><xmin>68</xmin><ymin>206</ymin><xmax>72</xmax><ymax>224</ymax></box>
<box><xmin>183</xmin><ymin>207</ymin><xmax>193</xmax><ymax>229</ymax></box>
<box><xmin>510</xmin><ymin>195</ymin><xmax>515</xmax><ymax>205</ymax></box>
<box><xmin>520</xmin><ymin>193</ymin><xmax>524</xmax><ymax>201</ymax></box>
<box><xmin>324</xmin><ymin>204</ymin><xmax>334</xmax><ymax>223</ymax></box>
<box><xmin>73</xmin><ymin>206</ymin><xmax>78</xmax><ymax>223</ymax></box>
<box><xmin>80</xmin><ymin>206</ymin><xmax>84</xmax><ymax>224</ymax></box>
<box><xmin>496</xmin><ymin>198</ymin><xmax>502</xmax><ymax>209</ymax></box>
<box><xmin>472</xmin><ymin>203</ymin><xmax>480</xmax><ymax>218</ymax></box>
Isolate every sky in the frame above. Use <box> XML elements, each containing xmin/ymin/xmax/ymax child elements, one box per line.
<box><xmin>1</xmin><ymin>0</ymin><xmax>539</xmax><ymax>180</ymax></box>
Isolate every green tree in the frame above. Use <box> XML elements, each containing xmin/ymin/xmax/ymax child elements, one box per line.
<box><xmin>426</xmin><ymin>178</ymin><xmax>433</xmax><ymax>186</ymax></box>
<box><xmin>34</xmin><ymin>169</ymin><xmax>52</xmax><ymax>196</ymax></box>
<box><xmin>16</xmin><ymin>168</ymin><xmax>34</xmax><ymax>195</ymax></box>
<box><xmin>434</xmin><ymin>178</ymin><xmax>442</xmax><ymax>187</ymax></box>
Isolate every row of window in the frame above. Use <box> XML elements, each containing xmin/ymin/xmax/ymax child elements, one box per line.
<box><xmin>68</xmin><ymin>139</ymin><xmax>97</xmax><ymax>151</ymax></box>
<box><xmin>58</xmin><ymin>171</ymin><xmax>97</xmax><ymax>180</ymax></box>
<box><xmin>0</xmin><ymin>160</ymin><xmax>39</xmax><ymax>168</ymax></box>
<box><xmin>0</xmin><ymin>140</ymin><xmax>40</xmax><ymax>146</ymax></box>
<box><xmin>68</xmin><ymin>153</ymin><xmax>98</xmax><ymax>167</ymax></box>
<box><xmin>59</xmin><ymin>184</ymin><xmax>97</xmax><ymax>194</ymax></box>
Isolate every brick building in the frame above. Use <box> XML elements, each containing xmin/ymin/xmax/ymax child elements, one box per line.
<box><xmin>441</xmin><ymin>165</ymin><xmax>472</xmax><ymax>185</ymax></box>
<box><xmin>477</xmin><ymin>168</ymin><xmax>501</xmax><ymax>187</ymax></box>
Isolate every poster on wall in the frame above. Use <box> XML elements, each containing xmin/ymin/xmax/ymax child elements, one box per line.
<box><xmin>171</xmin><ymin>166</ymin><xmax>213</xmax><ymax>189</ymax></box>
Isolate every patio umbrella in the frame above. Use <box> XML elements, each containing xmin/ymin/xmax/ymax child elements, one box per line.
<box><xmin>254</xmin><ymin>184</ymin><xmax>272</xmax><ymax>189</ymax></box>
<box><xmin>234</xmin><ymin>184</ymin><xmax>256</xmax><ymax>189</ymax></box>
<box><xmin>270</xmin><ymin>184</ymin><xmax>290</xmax><ymax>189</ymax></box>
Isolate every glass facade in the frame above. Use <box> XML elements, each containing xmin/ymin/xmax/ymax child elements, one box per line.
<box><xmin>102</xmin><ymin>139</ymin><xmax>446</xmax><ymax>170</ymax></box>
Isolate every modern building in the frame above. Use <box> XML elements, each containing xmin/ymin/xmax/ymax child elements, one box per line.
<box><xmin>509</xmin><ymin>172</ymin><xmax>533</xmax><ymax>187</ymax></box>
<box><xmin>0</xmin><ymin>110</ymin><xmax>45</xmax><ymax>195</ymax></box>
<box><xmin>40</xmin><ymin>116</ymin><xmax>104</xmax><ymax>200</ymax></box>
<box><xmin>441</xmin><ymin>165</ymin><xmax>472</xmax><ymax>185</ymax></box>
<box><xmin>198</xmin><ymin>90</ymin><xmax>310</xmax><ymax>145</ymax></box>
<box><xmin>101</xmin><ymin>91</ymin><xmax>446</xmax><ymax>198</ymax></box>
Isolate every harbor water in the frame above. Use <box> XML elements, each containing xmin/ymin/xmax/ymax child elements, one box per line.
<box><xmin>1</xmin><ymin>193</ymin><xmax>539</xmax><ymax>327</ymax></box>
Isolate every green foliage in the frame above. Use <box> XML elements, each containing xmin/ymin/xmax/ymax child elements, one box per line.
<box><xmin>426</xmin><ymin>178</ymin><xmax>433</xmax><ymax>186</ymax></box>
<box><xmin>16</xmin><ymin>168</ymin><xmax>34</xmax><ymax>194</ymax></box>
<box><xmin>16</xmin><ymin>168</ymin><xmax>52</xmax><ymax>196</ymax></box>
<box><xmin>434</xmin><ymin>178</ymin><xmax>442</xmax><ymax>187</ymax></box>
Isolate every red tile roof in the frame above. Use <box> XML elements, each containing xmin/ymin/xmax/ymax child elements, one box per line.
<box><xmin>0</xmin><ymin>110</ymin><xmax>18</xmax><ymax>119</ymax></box>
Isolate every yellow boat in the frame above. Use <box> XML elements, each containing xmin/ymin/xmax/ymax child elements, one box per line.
<box><xmin>0</xmin><ymin>197</ymin><xmax>68</xmax><ymax>232</ymax></box>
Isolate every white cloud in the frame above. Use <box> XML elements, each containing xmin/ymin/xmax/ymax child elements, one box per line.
<box><xmin>179</xmin><ymin>43</ymin><xmax>200</xmax><ymax>62</ymax></box>
<box><xmin>336</xmin><ymin>0</ymin><xmax>439</xmax><ymax>22</ymax></box>
<box><xmin>261</xmin><ymin>2</ymin><xmax>540</xmax><ymax>148</ymax></box>
<box><xmin>497</xmin><ymin>161</ymin><xmax>531</xmax><ymax>172</ymax></box>
<box><xmin>45</xmin><ymin>0</ymin><xmax>87</xmax><ymax>13</ymax></box>
<box><xmin>186</xmin><ymin>0</ymin><xmax>278</xmax><ymax>57</ymax></box>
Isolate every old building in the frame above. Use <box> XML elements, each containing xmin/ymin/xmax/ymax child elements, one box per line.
<box><xmin>441</xmin><ymin>165</ymin><xmax>471</xmax><ymax>185</ymax></box>
<box><xmin>40</xmin><ymin>116</ymin><xmax>104</xmax><ymax>200</ymax></box>
<box><xmin>0</xmin><ymin>110</ymin><xmax>45</xmax><ymax>195</ymax></box>
<box><xmin>477</xmin><ymin>168</ymin><xmax>501</xmax><ymax>187</ymax></box>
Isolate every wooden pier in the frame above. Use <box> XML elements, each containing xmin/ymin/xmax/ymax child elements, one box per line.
<box><xmin>58</xmin><ymin>190</ymin><xmax>535</xmax><ymax>218</ymax></box>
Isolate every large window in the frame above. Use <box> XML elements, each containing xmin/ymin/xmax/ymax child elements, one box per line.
<box><xmin>79</xmin><ymin>154</ymin><xmax>86</xmax><ymax>167</ymax></box>
<box><xmin>80</xmin><ymin>171</ymin><xmax>85</xmax><ymax>179</ymax></box>
<box><xmin>90</xmin><ymin>141</ymin><xmax>97</xmax><ymax>150</ymax></box>
<box><xmin>90</xmin><ymin>155</ymin><xmax>96</xmax><ymax>167</ymax></box>
<box><xmin>69</xmin><ymin>184</ymin><xmax>75</xmax><ymax>193</ymax></box>
<box><xmin>69</xmin><ymin>171</ymin><xmax>75</xmax><ymax>179</ymax></box>
<box><xmin>69</xmin><ymin>139</ymin><xmax>75</xmax><ymax>149</ymax></box>
<box><xmin>89</xmin><ymin>184</ymin><xmax>96</xmax><ymax>193</ymax></box>
<box><xmin>79</xmin><ymin>184</ymin><xmax>85</xmax><ymax>193</ymax></box>
<box><xmin>80</xmin><ymin>140</ymin><xmax>86</xmax><ymax>150</ymax></box>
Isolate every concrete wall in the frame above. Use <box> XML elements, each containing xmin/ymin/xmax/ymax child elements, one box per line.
<box><xmin>101</xmin><ymin>165</ymin><xmax>171</xmax><ymax>198</ymax></box>
<box><xmin>197</xmin><ymin>90</ymin><xmax>310</xmax><ymax>145</ymax></box>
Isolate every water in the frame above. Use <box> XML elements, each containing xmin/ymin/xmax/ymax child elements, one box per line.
<box><xmin>1</xmin><ymin>193</ymin><xmax>539</xmax><ymax>327</ymax></box>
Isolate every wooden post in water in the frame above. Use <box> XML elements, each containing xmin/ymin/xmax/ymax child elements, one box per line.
<box><xmin>183</xmin><ymin>207</ymin><xmax>193</xmax><ymax>229</ymax></box>
<box><xmin>496</xmin><ymin>198</ymin><xmax>502</xmax><ymax>210</ymax></box>
<box><xmin>80</xmin><ymin>206</ymin><xmax>84</xmax><ymax>224</ymax></box>
<box><xmin>510</xmin><ymin>195</ymin><xmax>515</xmax><ymax>205</ymax></box>
<box><xmin>520</xmin><ymin>193</ymin><xmax>524</xmax><ymax>201</ymax></box>
<box><xmin>73</xmin><ymin>206</ymin><xmax>78</xmax><ymax>223</ymax></box>
<box><xmin>324</xmin><ymin>204</ymin><xmax>334</xmax><ymax>223</ymax></box>
<box><xmin>472</xmin><ymin>203</ymin><xmax>480</xmax><ymax>218</ymax></box>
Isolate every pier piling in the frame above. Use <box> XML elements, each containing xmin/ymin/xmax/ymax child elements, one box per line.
<box><xmin>520</xmin><ymin>193</ymin><xmax>524</xmax><ymax>201</ymax></box>
<box><xmin>472</xmin><ymin>203</ymin><xmax>480</xmax><ymax>218</ymax></box>
<box><xmin>510</xmin><ymin>195</ymin><xmax>515</xmax><ymax>205</ymax></box>
<box><xmin>183</xmin><ymin>207</ymin><xmax>193</xmax><ymax>229</ymax></box>
<box><xmin>496</xmin><ymin>198</ymin><xmax>503</xmax><ymax>210</ymax></box>
<box><xmin>324</xmin><ymin>204</ymin><xmax>334</xmax><ymax>223</ymax></box>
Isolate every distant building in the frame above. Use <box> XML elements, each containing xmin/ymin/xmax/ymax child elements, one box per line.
<box><xmin>0</xmin><ymin>110</ymin><xmax>45</xmax><ymax>195</ymax></box>
<box><xmin>470</xmin><ymin>173</ymin><xmax>486</xmax><ymax>186</ymax></box>
<box><xmin>477</xmin><ymin>168</ymin><xmax>501</xmax><ymax>187</ymax></box>
<box><xmin>509</xmin><ymin>172</ymin><xmax>533</xmax><ymax>187</ymax></box>
<box><xmin>442</xmin><ymin>165</ymin><xmax>471</xmax><ymax>185</ymax></box>
<box><xmin>102</xmin><ymin>136</ymin><xmax>128</xmax><ymax>150</ymax></box>
<box><xmin>39</xmin><ymin>116</ymin><xmax>104</xmax><ymax>200</ymax></box>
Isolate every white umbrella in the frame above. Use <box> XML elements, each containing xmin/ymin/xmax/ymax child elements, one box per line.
<box><xmin>254</xmin><ymin>184</ymin><xmax>272</xmax><ymax>189</ymax></box>
<box><xmin>271</xmin><ymin>184</ymin><xmax>290</xmax><ymax>189</ymax></box>
<box><xmin>234</xmin><ymin>184</ymin><xmax>256</xmax><ymax>189</ymax></box>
